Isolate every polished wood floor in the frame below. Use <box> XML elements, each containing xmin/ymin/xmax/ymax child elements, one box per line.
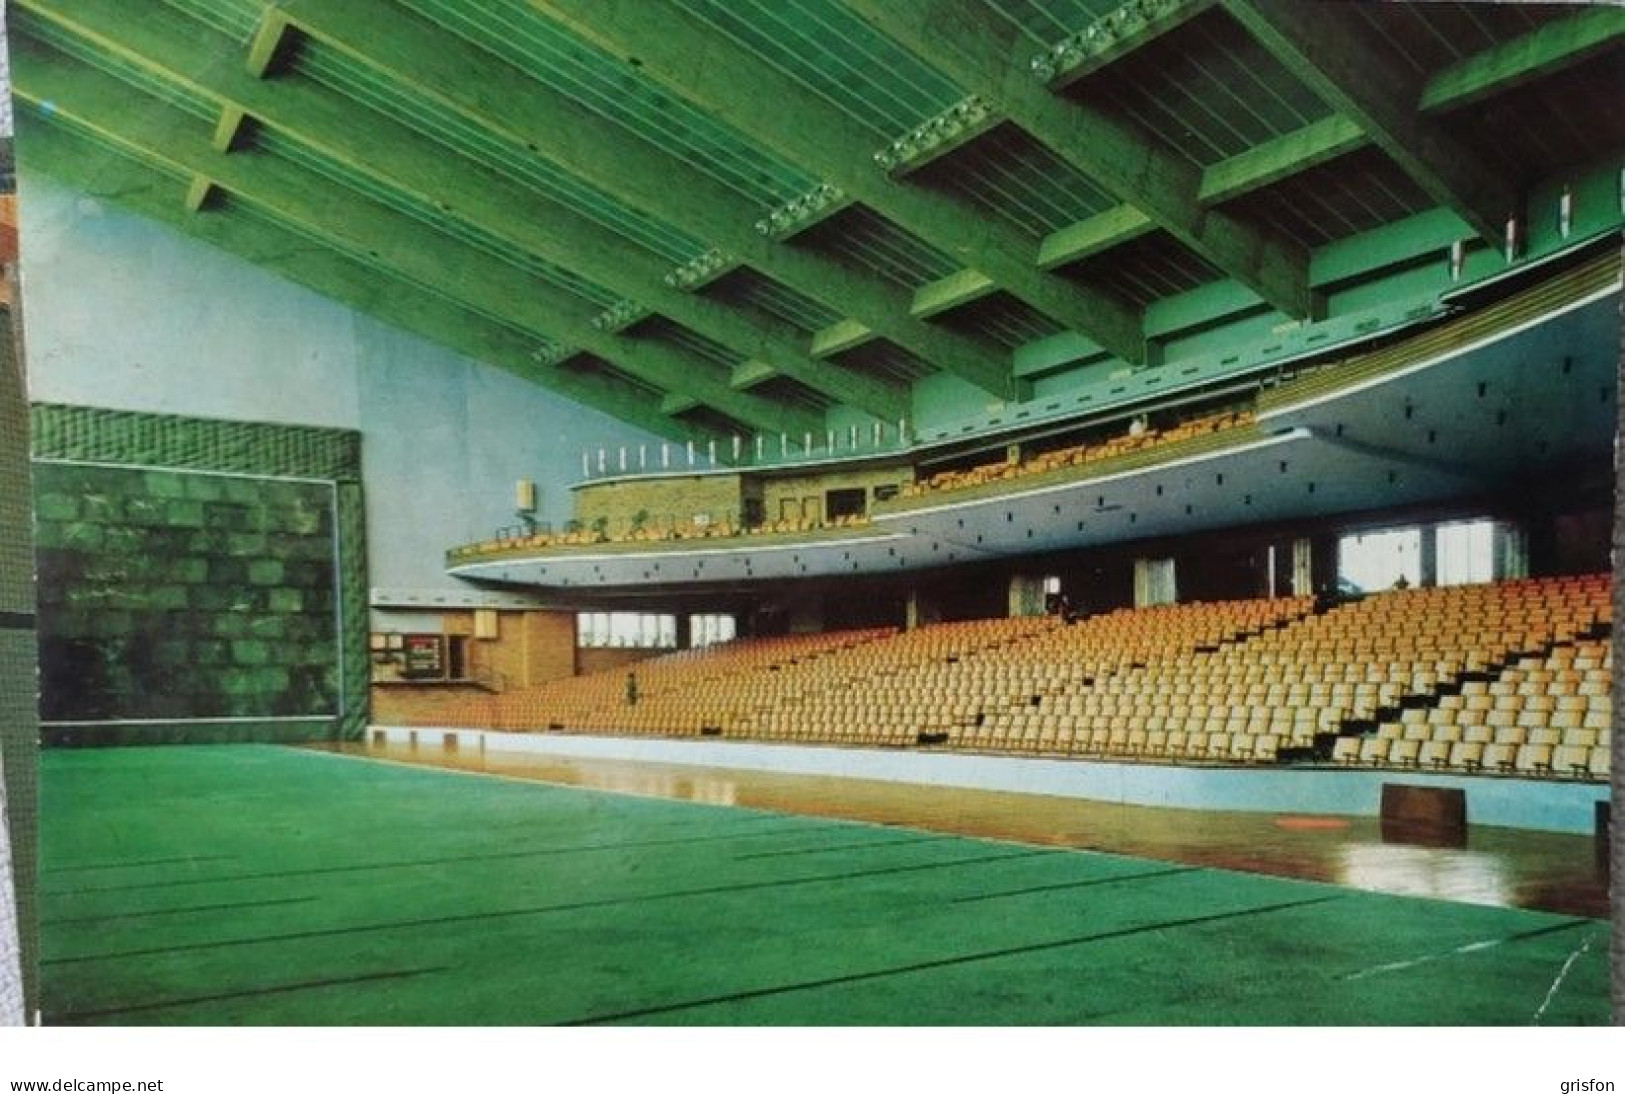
<box><xmin>315</xmin><ymin>739</ymin><xmax>1611</xmax><ymax>919</ymax></box>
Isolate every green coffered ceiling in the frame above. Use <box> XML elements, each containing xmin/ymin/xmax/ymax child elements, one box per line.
<box><xmin>9</xmin><ymin>0</ymin><xmax>1624</xmax><ymax>444</ymax></box>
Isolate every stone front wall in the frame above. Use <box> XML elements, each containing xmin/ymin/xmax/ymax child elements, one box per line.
<box><xmin>33</xmin><ymin>464</ymin><xmax>337</xmax><ymax>724</ymax></box>
<box><xmin>30</xmin><ymin>403</ymin><xmax>367</xmax><ymax>744</ymax></box>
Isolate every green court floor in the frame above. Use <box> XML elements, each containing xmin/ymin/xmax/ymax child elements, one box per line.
<box><xmin>38</xmin><ymin>745</ymin><xmax>1610</xmax><ymax>1025</ymax></box>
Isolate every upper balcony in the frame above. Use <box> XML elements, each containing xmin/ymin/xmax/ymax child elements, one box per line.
<box><xmin>446</xmin><ymin>245</ymin><xmax>1621</xmax><ymax>591</ymax></box>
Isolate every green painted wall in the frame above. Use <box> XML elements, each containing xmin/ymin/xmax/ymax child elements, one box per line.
<box><xmin>30</xmin><ymin>404</ymin><xmax>368</xmax><ymax>746</ymax></box>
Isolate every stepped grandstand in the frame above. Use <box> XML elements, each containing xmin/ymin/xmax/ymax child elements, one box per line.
<box><xmin>402</xmin><ymin>577</ymin><xmax>1611</xmax><ymax>782</ymax></box>
<box><xmin>1</xmin><ymin>0</ymin><xmax>1620</xmax><ymax>1038</ymax></box>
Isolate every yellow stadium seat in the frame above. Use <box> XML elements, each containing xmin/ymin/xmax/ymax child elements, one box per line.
<box><xmin>1358</xmin><ymin>737</ymin><xmax>1389</xmax><ymax>766</ymax></box>
<box><xmin>1588</xmin><ymin>746</ymin><xmax>1610</xmax><ymax>778</ymax></box>
<box><xmin>1552</xmin><ymin>745</ymin><xmax>1591</xmax><ymax>777</ymax></box>
<box><xmin>1448</xmin><ymin>741</ymin><xmax>1485</xmax><ymax>771</ymax></box>
<box><xmin>1417</xmin><ymin>739</ymin><xmax>1453</xmax><ymax>769</ymax></box>
<box><xmin>1513</xmin><ymin>743</ymin><xmax>1553</xmax><ymax>775</ymax></box>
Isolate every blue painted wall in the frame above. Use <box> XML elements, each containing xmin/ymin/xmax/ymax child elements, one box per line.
<box><xmin>17</xmin><ymin>172</ymin><xmax>664</xmax><ymax>596</ymax></box>
<box><xmin>401</xmin><ymin>728</ymin><xmax>1610</xmax><ymax>836</ymax></box>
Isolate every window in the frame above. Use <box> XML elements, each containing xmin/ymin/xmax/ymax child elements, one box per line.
<box><xmin>1436</xmin><ymin>519</ymin><xmax>1526</xmax><ymax>585</ymax></box>
<box><xmin>1338</xmin><ymin>528</ymin><xmax>1421</xmax><ymax>594</ymax></box>
<box><xmin>826</xmin><ymin>487</ymin><xmax>866</xmax><ymax>521</ymax></box>
<box><xmin>689</xmin><ymin>613</ymin><xmax>736</xmax><ymax>648</ymax></box>
<box><xmin>576</xmin><ymin>612</ymin><xmax>678</xmax><ymax>650</ymax></box>
<box><xmin>1435</xmin><ymin>520</ymin><xmax>1494</xmax><ymax>586</ymax></box>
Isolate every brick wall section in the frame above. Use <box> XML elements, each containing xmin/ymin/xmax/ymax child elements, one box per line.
<box><xmin>526</xmin><ymin>611</ymin><xmax>576</xmax><ymax>685</ymax></box>
<box><xmin>761</xmin><ymin>468</ymin><xmax>910</xmax><ymax>522</ymax></box>
<box><xmin>369</xmin><ymin>611</ymin><xmax>588</xmax><ymax>725</ymax></box>
<box><xmin>573</xmin><ymin>474</ymin><xmax>742</xmax><ymax>536</ymax></box>
<box><xmin>370</xmin><ymin>683</ymin><xmax>495</xmax><ymax>726</ymax></box>
<box><xmin>577</xmin><ymin>646</ymin><xmax>665</xmax><ymax>677</ymax></box>
<box><xmin>439</xmin><ymin>609</ymin><xmax>576</xmax><ymax>688</ymax></box>
<box><xmin>571</xmin><ymin>466</ymin><xmax>913</xmax><ymax>534</ymax></box>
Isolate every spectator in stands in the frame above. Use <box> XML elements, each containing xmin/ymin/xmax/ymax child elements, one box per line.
<box><xmin>625</xmin><ymin>671</ymin><xmax>639</xmax><ymax>707</ymax></box>
<box><xmin>1313</xmin><ymin>582</ymin><xmax>1337</xmax><ymax>613</ymax></box>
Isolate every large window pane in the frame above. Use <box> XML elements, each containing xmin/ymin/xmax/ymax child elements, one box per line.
<box><xmin>1436</xmin><ymin>520</ymin><xmax>1495</xmax><ymax>586</ymax></box>
<box><xmin>689</xmin><ymin>613</ymin><xmax>736</xmax><ymax>649</ymax></box>
<box><xmin>1338</xmin><ymin>528</ymin><xmax>1421</xmax><ymax>594</ymax></box>
<box><xmin>577</xmin><ymin>611</ymin><xmax>682</xmax><ymax>649</ymax></box>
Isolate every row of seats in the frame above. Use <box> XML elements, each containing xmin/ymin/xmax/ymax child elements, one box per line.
<box><xmin>450</xmin><ymin>508</ymin><xmax>874</xmax><ymax>558</ymax></box>
<box><xmin>1335</xmin><ymin>735</ymin><xmax>1610</xmax><ymax>778</ymax></box>
<box><xmin>945</xmin><ymin>577</ymin><xmax>1605</xmax><ymax>768</ymax></box>
<box><xmin>1334</xmin><ymin>631</ymin><xmax>1612</xmax><ymax>778</ymax></box>
<box><xmin>675</xmin><ymin>616</ymin><xmax>1062</xmax><ymax>740</ymax></box>
<box><xmin>899</xmin><ymin>408</ymin><xmax>1253</xmax><ymax>499</ymax></box>
<box><xmin>739</xmin><ymin>599</ymin><xmax>1310</xmax><ymax>746</ymax></box>
<box><xmin>440</xmin><ymin>574</ymin><xmax>1609</xmax><ymax>782</ymax></box>
<box><xmin>469</xmin><ymin>628</ymin><xmax>896</xmax><ymax>732</ymax></box>
<box><xmin>1145</xmin><ymin>577</ymin><xmax>1611</xmax><ymax>729</ymax></box>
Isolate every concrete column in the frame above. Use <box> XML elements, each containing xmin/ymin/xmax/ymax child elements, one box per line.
<box><xmin>906</xmin><ymin>588</ymin><xmax>942</xmax><ymax>631</ymax></box>
<box><xmin>1007</xmin><ymin>574</ymin><xmax>1045</xmax><ymax>618</ymax></box>
<box><xmin>1289</xmin><ymin>537</ymin><xmax>1310</xmax><ymax>596</ymax></box>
